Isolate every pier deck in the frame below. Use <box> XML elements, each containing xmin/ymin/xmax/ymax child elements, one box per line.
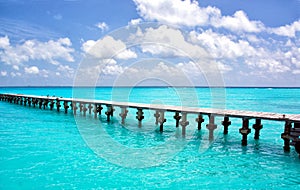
<box><xmin>1</xmin><ymin>93</ymin><xmax>300</xmax><ymax>155</ymax></box>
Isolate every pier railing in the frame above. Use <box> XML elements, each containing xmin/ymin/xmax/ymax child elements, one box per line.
<box><xmin>1</xmin><ymin>93</ymin><xmax>299</xmax><ymax>155</ymax></box>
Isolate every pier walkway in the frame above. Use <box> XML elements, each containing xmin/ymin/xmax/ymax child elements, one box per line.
<box><xmin>1</xmin><ymin>93</ymin><xmax>299</xmax><ymax>155</ymax></box>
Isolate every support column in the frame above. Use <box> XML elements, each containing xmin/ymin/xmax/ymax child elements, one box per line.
<box><xmin>173</xmin><ymin>112</ymin><xmax>181</xmax><ymax>128</ymax></box>
<box><xmin>180</xmin><ymin>112</ymin><xmax>189</xmax><ymax>136</ymax></box>
<box><xmin>20</xmin><ymin>97</ymin><xmax>23</xmax><ymax>105</ymax></box>
<box><xmin>281</xmin><ymin>120</ymin><xmax>292</xmax><ymax>152</ymax></box>
<box><xmin>64</xmin><ymin>101</ymin><xmax>69</xmax><ymax>113</ymax></box>
<box><xmin>239</xmin><ymin>118</ymin><xmax>251</xmax><ymax>146</ymax></box>
<box><xmin>206</xmin><ymin>114</ymin><xmax>217</xmax><ymax>140</ymax></box>
<box><xmin>97</xmin><ymin>105</ymin><xmax>103</xmax><ymax>116</ymax></box>
<box><xmin>154</xmin><ymin>111</ymin><xmax>160</xmax><ymax>125</ymax></box>
<box><xmin>252</xmin><ymin>118</ymin><xmax>263</xmax><ymax>140</ymax></box>
<box><xmin>32</xmin><ymin>99</ymin><xmax>37</xmax><ymax>107</ymax></box>
<box><xmin>93</xmin><ymin>104</ymin><xmax>98</xmax><ymax>119</ymax></box>
<box><xmin>119</xmin><ymin>107</ymin><xmax>128</xmax><ymax>125</ymax></box>
<box><xmin>105</xmin><ymin>105</ymin><xmax>114</xmax><ymax>122</ymax></box>
<box><xmin>158</xmin><ymin>111</ymin><xmax>166</xmax><ymax>132</ymax></box>
<box><xmin>83</xmin><ymin>104</ymin><xmax>87</xmax><ymax>116</ymax></box>
<box><xmin>24</xmin><ymin>98</ymin><xmax>27</xmax><ymax>106</ymax></box>
<box><xmin>136</xmin><ymin>108</ymin><xmax>144</xmax><ymax>127</ymax></box>
<box><xmin>56</xmin><ymin>98</ymin><xmax>61</xmax><ymax>112</ymax></box>
<box><xmin>43</xmin><ymin>99</ymin><xmax>49</xmax><ymax>109</ymax></box>
<box><xmin>49</xmin><ymin>100</ymin><xmax>54</xmax><ymax>110</ymax></box>
<box><xmin>79</xmin><ymin>103</ymin><xmax>83</xmax><ymax>113</ymax></box>
<box><xmin>222</xmin><ymin>116</ymin><xmax>231</xmax><ymax>135</ymax></box>
<box><xmin>72</xmin><ymin>102</ymin><xmax>78</xmax><ymax>115</ymax></box>
<box><xmin>38</xmin><ymin>99</ymin><xmax>43</xmax><ymax>109</ymax></box>
<box><xmin>195</xmin><ymin>114</ymin><xmax>204</xmax><ymax>130</ymax></box>
<box><xmin>28</xmin><ymin>98</ymin><xmax>32</xmax><ymax>107</ymax></box>
<box><xmin>88</xmin><ymin>104</ymin><xmax>93</xmax><ymax>115</ymax></box>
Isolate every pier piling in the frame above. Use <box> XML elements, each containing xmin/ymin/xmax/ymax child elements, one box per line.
<box><xmin>195</xmin><ymin>114</ymin><xmax>204</xmax><ymax>130</ymax></box>
<box><xmin>222</xmin><ymin>116</ymin><xmax>231</xmax><ymax>135</ymax></box>
<box><xmin>180</xmin><ymin>112</ymin><xmax>189</xmax><ymax>136</ymax></box>
<box><xmin>239</xmin><ymin>118</ymin><xmax>251</xmax><ymax>146</ymax></box>
<box><xmin>206</xmin><ymin>114</ymin><xmax>217</xmax><ymax>140</ymax></box>
<box><xmin>253</xmin><ymin>119</ymin><xmax>263</xmax><ymax>140</ymax></box>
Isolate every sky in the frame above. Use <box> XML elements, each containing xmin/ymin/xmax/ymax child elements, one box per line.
<box><xmin>0</xmin><ymin>0</ymin><xmax>299</xmax><ymax>87</ymax></box>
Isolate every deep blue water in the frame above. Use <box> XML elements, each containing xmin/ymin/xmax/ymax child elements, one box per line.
<box><xmin>0</xmin><ymin>87</ymin><xmax>299</xmax><ymax>189</ymax></box>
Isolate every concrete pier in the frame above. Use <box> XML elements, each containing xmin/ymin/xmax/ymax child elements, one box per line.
<box><xmin>1</xmin><ymin>93</ymin><xmax>300</xmax><ymax>156</ymax></box>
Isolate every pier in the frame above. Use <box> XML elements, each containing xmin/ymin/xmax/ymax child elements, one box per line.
<box><xmin>1</xmin><ymin>93</ymin><xmax>300</xmax><ymax>156</ymax></box>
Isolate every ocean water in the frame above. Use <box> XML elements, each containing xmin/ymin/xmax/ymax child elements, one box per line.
<box><xmin>0</xmin><ymin>87</ymin><xmax>299</xmax><ymax>189</ymax></box>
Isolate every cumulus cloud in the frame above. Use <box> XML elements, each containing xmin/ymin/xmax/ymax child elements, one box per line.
<box><xmin>0</xmin><ymin>71</ymin><xmax>7</xmax><ymax>76</ymax></box>
<box><xmin>211</xmin><ymin>10</ymin><xmax>265</xmax><ymax>33</ymax></box>
<box><xmin>133</xmin><ymin>0</ymin><xmax>265</xmax><ymax>33</ymax></box>
<box><xmin>24</xmin><ymin>66</ymin><xmax>39</xmax><ymax>74</ymax></box>
<box><xmin>270</xmin><ymin>20</ymin><xmax>300</xmax><ymax>37</ymax></box>
<box><xmin>96</xmin><ymin>22</ymin><xmax>109</xmax><ymax>32</ymax></box>
<box><xmin>0</xmin><ymin>36</ymin><xmax>10</xmax><ymax>49</ymax></box>
<box><xmin>82</xmin><ymin>36</ymin><xmax>137</xmax><ymax>60</ymax></box>
<box><xmin>133</xmin><ymin>0</ymin><xmax>216</xmax><ymax>26</ymax></box>
<box><xmin>135</xmin><ymin>25</ymin><xmax>210</xmax><ymax>59</ymax></box>
<box><xmin>128</xmin><ymin>18</ymin><xmax>142</xmax><ymax>25</ymax></box>
<box><xmin>0</xmin><ymin>36</ymin><xmax>74</xmax><ymax>65</ymax></box>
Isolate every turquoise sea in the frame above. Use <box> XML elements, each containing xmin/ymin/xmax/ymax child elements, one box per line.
<box><xmin>0</xmin><ymin>87</ymin><xmax>300</xmax><ymax>189</ymax></box>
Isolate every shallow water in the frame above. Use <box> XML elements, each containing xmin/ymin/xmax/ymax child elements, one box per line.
<box><xmin>0</xmin><ymin>87</ymin><xmax>299</xmax><ymax>189</ymax></box>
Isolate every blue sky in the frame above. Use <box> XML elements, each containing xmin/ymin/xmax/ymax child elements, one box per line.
<box><xmin>0</xmin><ymin>0</ymin><xmax>299</xmax><ymax>86</ymax></box>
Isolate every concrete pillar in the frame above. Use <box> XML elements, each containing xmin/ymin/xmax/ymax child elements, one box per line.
<box><xmin>43</xmin><ymin>99</ymin><xmax>49</xmax><ymax>109</ymax></box>
<box><xmin>28</xmin><ymin>98</ymin><xmax>32</xmax><ymax>107</ymax></box>
<box><xmin>281</xmin><ymin>120</ymin><xmax>292</xmax><ymax>152</ymax></box>
<box><xmin>49</xmin><ymin>100</ymin><xmax>54</xmax><ymax>110</ymax></box>
<box><xmin>56</xmin><ymin>98</ymin><xmax>61</xmax><ymax>112</ymax></box>
<box><xmin>38</xmin><ymin>99</ymin><xmax>43</xmax><ymax>109</ymax></box>
<box><xmin>158</xmin><ymin>111</ymin><xmax>166</xmax><ymax>132</ymax></box>
<box><xmin>119</xmin><ymin>107</ymin><xmax>128</xmax><ymax>125</ymax></box>
<box><xmin>24</xmin><ymin>98</ymin><xmax>27</xmax><ymax>106</ymax></box>
<box><xmin>173</xmin><ymin>112</ymin><xmax>181</xmax><ymax>128</ymax></box>
<box><xmin>195</xmin><ymin>114</ymin><xmax>204</xmax><ymax>130</ymax></box>
<box><xmin>222</xmin><ymin>116</ymin><xmax>231</xmax><ymax>135</ymax></box>
<box><xmin>72</xmin><ymin>102</ymin><xmax>78</xmax><ymax>115</ymax></box>
<box><xmin>206</xmin><ymin>114</ymin><xmax>217</xmax><ymax>140</ymax></box>
<box><xmin>20</xmin><ymin>97</ymin><xmax>23</xmax><ymax>105</ymax></box>
<box><xmin>136</xmin><ymin>108</ymin><xmax>144</xmax><ymax>127</ymax></box>
<box><xmin>83</xmin><ymin>104</ymin><xmax>87</xmax><ymax>116</ymax></box>
<box><xmin>79</xmin><ymin>103</ymin><xmax>83</xmax><ymax>113</ymax></box>
<box><xmin>154</xmin><ymin>111</ymin><xmax>160</xmax><ymax>125</ymax></box>
<box><xmin>93</xmin><ymin>104</ymin><xmax>98</xmax><ymax>119</ymax></box>
<box><xmin>180</xmin><ymin>112</ymin><xmax>189</xmax><ymax>136</ymax></box>
<box><xmin>97</xmin><ymin>105</ymin><xmax>103</xmax><ymax>115</ymax></box>
<box><xmin>88</xmin><ymin>104</ymin><xmax>93</xmax><ymax>115</ymax></box>
<box><xmin>105</xmin><ymin>105</ymin><xmax>114</xmax><ymax>122</ymax></box>
<box><xmin>239</xmin><ymin>118</ymin><xmax>251</xmax><ymax>146</ymax></box>
<box><xmin>64</xmin><ymin>101</ymin><xmax>69</xmax><ymax>113</ymax></box>
<box><xmin>252</xmin><ymin>118</ymin><xmax>263</xmax><ymax>140</ymax></box>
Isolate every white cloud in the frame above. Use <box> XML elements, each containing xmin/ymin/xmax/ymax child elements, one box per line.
<box><xmin>133</xmin><ymin>0</ymin><xmax>265</xmax><ymax>33</ymax></box>
<box><xmin>0</xmin><ymin>71</ymin><xmax>7</xmax><ymax>76</ymax></box>
<box><xmin>133</xmin><ymin>0</ymin><xmax>217</xmax><ymax>26</ymax></box>
<box><xmin>96</xmin><ymin>22</ymin><xmax>109</xmax><ymax>32</ymax></box>
<box><xmin>0</xmin><ymin>36</ymin><xmax>10</xmax><ymax>49</ymax></box>
<box><xmin>24</xmin><ymin>66</ymin><xmax>39</xmax><ymax>74</ymax></box>
<box><xmin>189</xmin><ymin>29</ymin><xmax>257</xmax><ymax>59</ymax></box>
<box><xmin>0</xmin><ymin>36</ymin><xmax>74</xmax><ymax>65</ymax></box>
<box><xmin>137</xmin><ymin>25</ymin><xmax>210</xmax><ymax>58</ymax></box>
<box><xmin>81</xmin><ymin>40</ymin><xmax>97</xmax><ymax>53</ymax></box>
<box><xmin>211</xmin><ymin>10</ymin><xmax>265</xmax><ymax>33</ymax></box>
<box><xmin>12</xmin><ymin>65</ymin><xmax>19</xmax><ymax>70</ymax></box>
<box><xmin>10</xmin><ymin>72</ymin><xmax>21</xmax><ymax>77</ymax></box>
<box><xmin>82</xmin><ymin>36</ymin><xmax>137</xmax><ymax>60</ymax></box>
<box><xmin>129</xmin><ymin>18</ymin><xmax>142</xmax><ymax>25</ymax></box>
<box><xmin>270</xmin><ymin>20</ymin><xmax>300</xmax><ymax>37</ymax></box>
